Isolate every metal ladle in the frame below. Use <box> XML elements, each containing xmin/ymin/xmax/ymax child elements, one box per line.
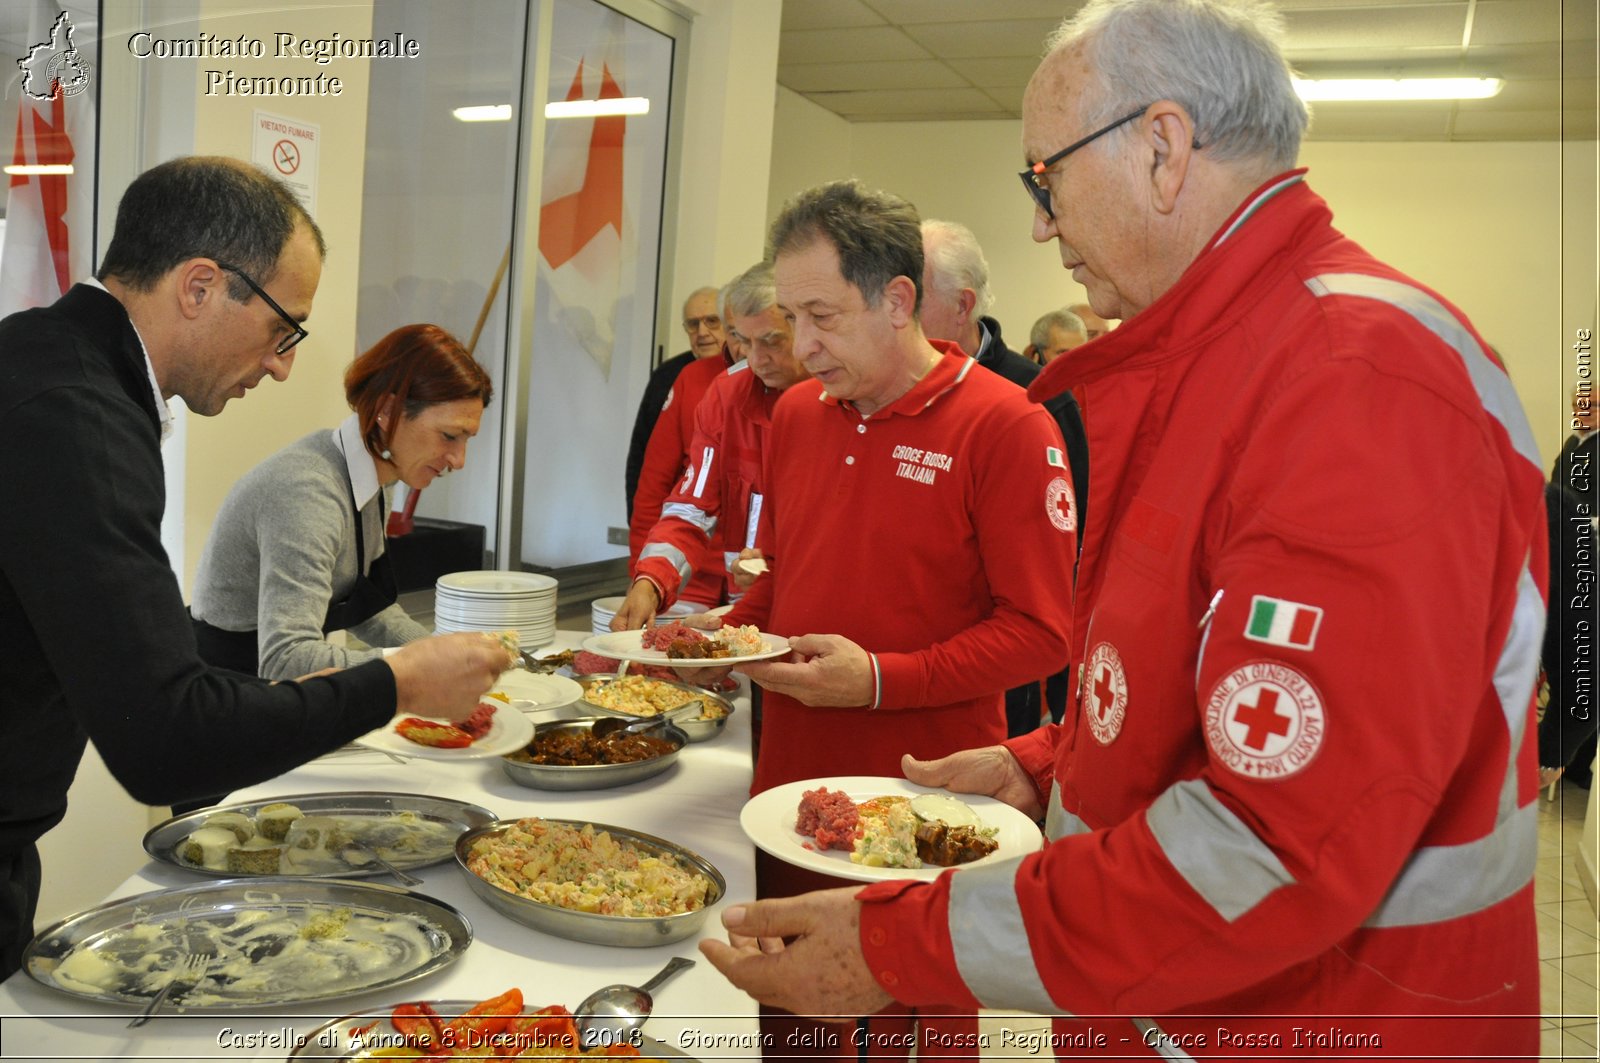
<box><xmin>575</xmin><ymin>955</ymin><xmax>695</xmax><ymax>1048</ymax></box>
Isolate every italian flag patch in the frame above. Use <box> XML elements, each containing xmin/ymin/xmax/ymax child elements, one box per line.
<box><xmin>1244</xmin><ymin>595</ymin><xmax>1322</xmax><ymax>651</ymax></box>
<box><xmin>1046</xmin><ymin>446</ymin><xmax>1066</xmax><ymax>469</ymax></box>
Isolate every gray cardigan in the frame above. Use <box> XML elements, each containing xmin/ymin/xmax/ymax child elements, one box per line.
<box><xmin>191</xmin><ymin>425</ymin><xmax>429</xmax><ymax>679</ymax></box>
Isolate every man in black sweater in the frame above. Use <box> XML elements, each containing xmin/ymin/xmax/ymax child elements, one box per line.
<box><xmin>921</xmin><ymin>219</ymin><xmax>1089</xmax><ymax>734</ymax></box>
<box><xmin>0</xmin><ymin>156</ymin><xmax>510</xmax><ymax>980</ymax></box>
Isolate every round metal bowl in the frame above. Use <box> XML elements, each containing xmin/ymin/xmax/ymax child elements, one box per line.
<box><xmin>574</xmin><ymin>674</ymin><xmax>735</xmax><ymax>743</ymax></box>
<box><xmin>500</xmin><ymin>716</ymin><xmax>686</xmax><ymax>791</ymax></box>
<box><xmin>454</xmin><ymin>818</ymin><xmax>724</xmax><ymax>947</ymax></box>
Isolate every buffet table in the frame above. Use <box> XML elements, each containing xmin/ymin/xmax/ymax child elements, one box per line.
<box><xmin>0</xmin><ymin>633</ymin><xmax>761</xmax><ymax>1062</ymax></box>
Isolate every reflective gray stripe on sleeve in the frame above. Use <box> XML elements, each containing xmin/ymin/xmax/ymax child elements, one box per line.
<box><xmin>1364</xmin><ymin>802</ymin><xmax>1536</xmax><ymax>927</ymax></box>
<box><xmin>947</xmin><ymin>857</ymin><xmax>1062</xmax><ymax>1014</ymax></box>
<box><xmin>1044</xmin><ymin>780</ymin><xmax>1092</xmax><ymax>842</ymax></box>
<box><xmin>692</xmin><ymin>445</ymin><xmax>716</xmax><ymax>498</ymax></box>
<box><xmin>638</xmin><ymin>542</ymin><xmax>692</xmax><ymax>590</ymax></box>
<box><xmin>660</xmin><ymin>501</ymin><xmax>717</xmax><ymax>536</ymax></box>
<box><xmin>1495</xmin><ymin>562</ymin><xmax>1542</xmax><ymax>754</ymax></box>
<box><xmin>1303</xmin><ymin>273</ymin><xmax>1541</xmax><ymax>470</ymax></box>
<box><xmin>1145</xmin><ymin>779</ymin><xmax>1294</xmax><ymax>922</ymax></box>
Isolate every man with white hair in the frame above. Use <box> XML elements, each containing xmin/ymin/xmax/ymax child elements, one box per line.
<box><xmin>701</xmin><ymin>1</ymin><xmax>1544</xmax><ymax>1056</ymax></box>
<box><xmin>921</xmin><ymin>219</ymin><xmax>1089</xmax><ymax>734</ymax></box>
<box><xmin>1029</xmin><ymin>307</ymin><xmax>1087</xmax><ymax>364</ymax></box>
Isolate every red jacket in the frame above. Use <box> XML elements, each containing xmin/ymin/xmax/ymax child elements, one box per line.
<box><xmin>728</xmin><ymin>344</ymin><xmax>1076</xmax><ymax>795</ymax></box>
<box><xmin>857</xmin><ymin>175</ymin><xmax>1545</xmax><ymax>1058</ymax></box>
<box><xmin>629</xmin><ymin>351</ymin><xmax>729</xmax><ymax>607</ymax></box>
<box><xmin>633</xmin><ymin>362</ymin><xmax>779</xmax><ymax>609</ymax></box>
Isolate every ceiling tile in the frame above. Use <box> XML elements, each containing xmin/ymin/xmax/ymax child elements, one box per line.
<box><xmin>900</xmin><ymin>18</ymin><xmax>1063</xmax><ymax>59</ymax></box>
<box><xmin>778</xmin><ymin>60</ymin><xmax>968</xmax><ymax>94</ymax></box>
<box><xmin>1451</xmin><ymin>109</ymin><xmax>1569</xmax><ymax>138</ymax></box>
<box><xmin>1282</xmin><ymin>5</ymin><xmax>1469</xmax><ymax>51</ymax></box>
<box><xmin>780</xmin><ymin>0</ymin><xmax>887</xmax><ymax>32</ymax></box>
<box><xmin>866</xmin><ymin>0</ymin><xmax>1085</xmax><ymax>24</ymax></box>
<box><xmin>779</xmin><ymin>26</ymin><xmax>932</xmax><ymax>65</ymax></box>
<box><xmin>944</xmin><ymin>56</ymin><xmax>1043</xmax><ymax>90</ymax></box>
<box><xmin>1472</xmin><ymin>0</ymin><xmax>1564</xmax><ymax>46</ymax></box>
<box><xmin>1303</xmin><ymin>104</ymin><xmax>1453</xmax><ymax>139</ymax></box>
<box><xmin>810</xmin><ymin>87</ymin><xmax>1010</xmax><ymax>121</ymax></box>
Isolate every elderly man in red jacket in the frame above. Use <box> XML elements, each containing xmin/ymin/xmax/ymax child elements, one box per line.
<box><xmin>701</xmin><ymin>1</ymin><xmax>1545</xmax><ymax>1059</ymax></box>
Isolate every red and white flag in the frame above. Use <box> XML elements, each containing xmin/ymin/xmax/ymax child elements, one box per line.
<box><xmin>0</xmin><ymin>0</ymin><xmax>96</xmax><ymax>317</ymax></box>
<box><xmin>538</xmin><ymin>25</ymin><xmax>632</xmax><ymax>376</ymax></box>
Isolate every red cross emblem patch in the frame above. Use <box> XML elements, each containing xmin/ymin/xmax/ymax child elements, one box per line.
<box><xmin>1203</xmin><ymin>662</ymin><xmax>1325</xmax><ymax>779</ymax></box>
<box><xmin>1045</xmin><ymin>476</ymin><xmax>1076</xmax><ymax>533</ymax></box>
<box><xmin>1083</xmin><ymin>641</ymin><xmax>1127</xmax><ymax>745</ymax></box>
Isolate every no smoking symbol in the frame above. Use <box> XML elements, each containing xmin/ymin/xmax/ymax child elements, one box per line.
<box><xmin>272</xmin><ymin>139</ymin><xmax>300</xmax><ymax>175</ymax></box>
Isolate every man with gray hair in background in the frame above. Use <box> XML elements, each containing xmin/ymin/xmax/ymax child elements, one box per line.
<box><xmin>920</xmin><ymin>218</ymin><xmax>1089</xmax><ymax>734</ymax></box>
<box><xmin>1028</xmin><ymin>307</ymin><xmax>1087</xmax><ymax>364</ymax></box>
<box><xmin>701</xmin><ymin>2</ymin><xmax>1543</xmax><ymax>1056</ymax></box>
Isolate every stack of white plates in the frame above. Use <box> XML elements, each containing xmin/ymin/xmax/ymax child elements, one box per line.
<box><xmin>434</xmin><ymin>570</ymin><xmax>558</xmax><ymax>648</ymax></box>
<box><xmin>589</xmin><ymin>595</ymin><xmax>700</xmax><ymax>635</ymax></box>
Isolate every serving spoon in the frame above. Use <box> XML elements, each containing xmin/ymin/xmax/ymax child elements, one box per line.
<box><xmin>575</xmin><ymin>955</ymin><xmax>695</xmax><ymax>1048</ymax></box>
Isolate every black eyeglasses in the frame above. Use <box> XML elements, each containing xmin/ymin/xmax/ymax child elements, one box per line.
<box><xmin>215</xmin><ymin>261</ymin><xmax>308</xmax><ymax>355</ymax></box>
<box><xmin>1019</xmin><ymin>106</ymin><xmax>1149</xmax><ymax>220</ymax></box>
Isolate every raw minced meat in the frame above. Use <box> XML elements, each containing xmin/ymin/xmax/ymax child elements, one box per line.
<box><xmin>795</xmin><ymin>787</ymin><xmax>860</xmax><ymax>852</ymax></box>
<box><xmin>644</xmin><ymin>622</ymin><xmax>705</xmax><ymax>651</ymax></box>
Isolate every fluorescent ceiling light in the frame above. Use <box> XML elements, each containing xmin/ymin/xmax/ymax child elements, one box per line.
<box><xmin>1293</xmin><ymin>77</ymin><xmax>1503</xmax><ymax>102</ymax></box>
<box><xmin>3</xmin><ymin>164</ymin><xmax>73</xmax><ymax>175</ymax></box>
<box><xmin>453</xmin><ymin>104</ymin><xmax>512</xmax><ymax>122</ymax></box>
<box><xmin>545</xmin><ymin>97</ymin><xmax>650</xmax><ymax>119</ymax></box>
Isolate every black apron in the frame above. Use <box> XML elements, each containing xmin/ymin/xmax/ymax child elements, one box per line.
<box><xmin>191</xmin><ymin>478</ymin><xmax>399</xmax><ymax>677</ymax></box>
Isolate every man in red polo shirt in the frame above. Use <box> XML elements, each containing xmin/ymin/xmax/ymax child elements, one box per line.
<box><xmin>716</xmin><ymin>179</ymin><xmax>1075</xmax><ymax>1060</ymax></box>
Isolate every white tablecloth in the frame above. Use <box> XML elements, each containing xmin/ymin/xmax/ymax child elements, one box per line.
<box><xmin>0</xmin><ymin>634</ymin><xmax>762</xmax><ymax>1061</ymax></box>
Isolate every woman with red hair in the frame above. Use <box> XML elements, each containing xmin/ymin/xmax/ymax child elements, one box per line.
<box><xmin>191</xmin><ymin>324</ymin><xmax>493</xmax><ymax>679</ymax></box>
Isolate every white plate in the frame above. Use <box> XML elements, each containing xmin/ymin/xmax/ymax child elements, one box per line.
<box><xmin>436</xmin><ymin>570</ymin><xmax>558</xmax><ymax>595</ymax></box>
<box><xmin>581</xmin><ymin>628</ymin><xmax>791</xmax><ymax>668</ymax></box>
<box><xmin>490</xmin><ymin>670</ymin><xmax>583</xmax><ymax>712</ymax></box>
<box><xmin>357</xmin><ymin>704</ymin><xmax>535</xmax><ymax>760</ymax></box>
<box><xmin>739</xmin><ymin>776</ymin><xmax>1043</xmax><ymax>883</ymax></box>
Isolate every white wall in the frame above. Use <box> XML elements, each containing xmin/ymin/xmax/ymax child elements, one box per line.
<box><xmin>671</xmin><ymin>0</ymin><xmax>782</xmax><ymax>291</ymax></box>
<box><xmin>766</xmin><ymin>107</ymin><xmax>1596</xmax><ymax>468</ymax></box>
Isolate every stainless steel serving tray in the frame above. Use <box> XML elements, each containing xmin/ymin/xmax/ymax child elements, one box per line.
<box><xmin>575</xmin><ymin>674</ymin><xmax>735</xmax><ymax>742</ymax></box>
<box><xmin>287</xmin><ymin>999</ymin><xmax>699</xmax><ymax>1060</ymax></box>
<box><xmin>501</xmin><ymin>716</ymin><xmax>686</xmax><ymax>791</ymax></box>
<box><xmin>143</xmin><ymin>791</ymin><xmax>498</xmax><ymax>878</ymax></box>
<box><xmin>454</xmin><ymin>819</ymin><xmax>724</xmax><ymax>947</ymax></box>
<box><xmin>24</xmin><ymin>877</ymin><xmax>472</xmax><ymax>1011</ymax></box>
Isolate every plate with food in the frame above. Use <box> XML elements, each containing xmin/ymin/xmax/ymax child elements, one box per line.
<box><xmin>356</xmin><ymin>699</ymin><xmax>534</xmax><ymax>760</ymax></box>
<box><xmin>455</xmin><ymin>818</ymin><xmax>723</xmax><ymax>946</ymax></box>
<box><xmin>143</xmin><ymin>792</ymin><xmax>497</xmax><ymax>878</ymax></box>
<box><xmin>739</xmin><ymin>776</ymin><xmax>1043</xmax><ymax>884</ymax></box>
<box><xmin>581</xmin><ymin>622</ymin><xmax>789</xmax><ymax>668</ymax></box>
<box><xmin>24</xmin><ymin>877</ymin><xmax>470</xmax><ymax>1011</ymax></box>
<box><xmin>288</xmin><ymin>989</ymin><xmax>697</xmax><ymax>1059</ymax></box>
<box><xmin>488</xmin><ymin>670</ymin><xmax>584</xmax><ymax>712</ymax></box>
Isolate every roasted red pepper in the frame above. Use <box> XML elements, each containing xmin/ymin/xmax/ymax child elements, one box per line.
<box><xmin>391</xmin><ymin>1000</ymin><xmax>445</xmax><ymax>1046</ymax></box>
<box><xmin>503</xmin><ymin>1003</ymin><xmax>579</xmax><ymax>1053</ymax></box>
<box><xmin>395</xmin><ymin>718</ymin><xmax>474</xmax><ymax>748</ymax></box>
<box><xmin>439</xmin><ymin>987</ymin><xmax>523</xmax><ymax>1049</ymax></box>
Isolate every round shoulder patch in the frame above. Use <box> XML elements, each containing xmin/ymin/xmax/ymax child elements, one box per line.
<box><xmin>1046</xmin><ymin>476</ymin><xmax>1076</xmax><ymax>533</ymax></box>
<box><xmin>1203</xmin><ymin>662</ymin><xmax>1326</xmax><ymax>779</ymax></box>
<box><xmin>1083</xmin><ymin>641</ymin><xmax>1128</xmax><ymax>746</ymax></box>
